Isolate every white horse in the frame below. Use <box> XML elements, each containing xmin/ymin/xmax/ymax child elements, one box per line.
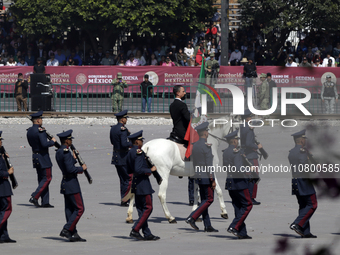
<box><xmin>125</xmin><ymin>115</ymin><xmax>235</xmax><ymax>223</ymax></box>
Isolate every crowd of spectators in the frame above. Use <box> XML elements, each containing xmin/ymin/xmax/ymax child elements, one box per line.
<box><xmin>228</xmin><ymin>28</ymin><xmax>340</xmax><ymax>67</ymax></box>
<box><xmin>0</xmin><ymin>9</ymin><xmax>222</xmax><ymax>67</ymax></box>
<box><xmin>2</xmin><ymin>6</ymin><xmax>340</xmax><ymax>68</ymax></box>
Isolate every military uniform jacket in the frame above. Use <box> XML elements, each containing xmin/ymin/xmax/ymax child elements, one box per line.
<box><xmin>110</xmin><ymin>123</ymin><xmax>132</xmax><ymax>165</ymax></box>
<box><xmin>192</xmin><ymin>138</ymin><xmax>215</xmax><ymax>185</ymax></box>
<box><xmin>0</xmin><ymin>154</ymin><xmax>12</xmax><ymax>197</ymax></box>
<box><xmin>27</xmin><ymin>124</ymin><xmax>55</xmax><ymax>169</ymax></box>
<box><xmin>223</xmin><ymin>145</ymin><xmax>248</xmax><ymax>190</ymax></box>
<box><xmin>205</xmin><ymin>59</ymin><xmax>220</xmax><ymax>76</ymax></box>
<box><xmin>240</xmin><ymin>123</ymin><xmax>258</xmax><ymax>160</ymax></box>
<box><xmin>169</xmin><ymin>99</ymin><xmax>190</xmax><ymax>140</ymax></box>
<box><xmin>56</xmin><ymin>145</ymin><xmax>83</xmax><ymax>195</ymax></box>
<box><xmin>258</xmin><ymin>80</ymin><xmax>269</xmax><ymax>102</ymax></box>
<box><xmin>288</xmin><ymin>144</ymin><xmax>316</xmax><ymax>196</ymax></box>
<box><xmin>111</xmin><ymin>79</ymin><xmax>127</xmax><ymax>97</ymax></box>
<box><xmin>126</xmin><ymin>145</ymin><xmax>154</xmax><ymax>195</ymax></box>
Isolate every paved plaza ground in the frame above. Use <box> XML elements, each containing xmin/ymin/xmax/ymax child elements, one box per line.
<box><xmin>0</xmin><ymin>120</ymin><xmax>339</xmax><ymax>255</ymax></box>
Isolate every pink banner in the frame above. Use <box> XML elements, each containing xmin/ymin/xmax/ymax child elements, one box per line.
<box><xmin>0</xmin><ymin>66</ymin><xmax>339</xmax><ymax>93</ymax></box>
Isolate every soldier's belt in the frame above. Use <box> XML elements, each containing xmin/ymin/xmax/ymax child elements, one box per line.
<box><xmin>63</xmin><ymin>174</ymin><xmax>77</xmax><ymax>179</ymax></box>
<box><xmin>32</xmin><ymin>150</ymin><xmax>47</xmax><ymax>154</ymax></box>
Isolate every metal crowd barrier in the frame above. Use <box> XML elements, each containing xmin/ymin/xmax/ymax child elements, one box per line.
<box><xmin>0</xmin><ymin>82</ymin><xmax>339</xmax><ymax>114</ymax></box>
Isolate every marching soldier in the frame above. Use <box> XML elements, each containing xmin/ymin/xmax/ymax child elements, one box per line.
<box><xmin>185</xmin><ymin>122</ymin><xmax>218</xmax><ymax>232</ymax></box>
<box><xmin>110</xmin><ymin>109</ymin><xmax>132</xmax><ymax>206</ymax></box>
<box><xmin>240</xmin><ymin>109</ymin><xmax>262</xmax><ymax>205</ymax></box>
<box><xmin>111</xmin><ymin>72</ymin><xmax>127</xmax><ymax>112</ymax></box>
<box><xmin>288</xmin><ymin>130</ymin><xmax>317</xmax><ymax>238</ymax></box>
<box><xmin>26</xmin><ymin>111</ymin><xmax>56</xmax><ymax>208</ymax></box>
<box><xmin>56</xmin><ymin>130</ymin><xmax>87</xmax><ymax>242</ymax></box>
<box><xmin>321</xmin><ymin>75</ymin><xmax>338</xmax><ymax>114</ymax></box>
<box><xmin>223</xmin><ymin>130</ymin><xmax>253</xmax><ymax>239</ymax></box>
<box><xmin>205</xmin><ymin>52</ymin><xmax>220</xmax><ymax>86</ymax></box>
<box><xmin>127</xmin><ymin>130</ymin><xmax>160</xmax><ymax>241</ymax></box>
<box><xmin>0</xmin><ymin>132</ymin><xmax>16</xmax><ymax>243</ymax></box>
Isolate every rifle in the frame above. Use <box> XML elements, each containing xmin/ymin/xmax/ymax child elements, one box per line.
<box><xmin>306</xmin><ymin>150</ymin><xmax>318</xmax><ymax>165</ymax></box>
<box><xmin>241</xmin><ymin>153</ymin><xmax>261</xmax><ymax>184</ymax></box>
<box><xmin>145</xmin><ymin>154</ymin><xmax>163</xmax><ymax>185</ymax></box>
<box><xmin>0</xmin><ymin>147</ymin><xmax>18</xmax><ymax>189</ymax></box>
<box><xmin>70</xmin><ymin>144</ymin><xmax>93</xmax><ymax>184</ymax></box>
<box><xmin>46</xmin><ymin>131</ymin><xmax>92</xmax><ymax>184</ymax></box>
<box><xmin>254</xmin><ymin>137</ymin><xmax>269</xmax><ymax>160</ymax></box>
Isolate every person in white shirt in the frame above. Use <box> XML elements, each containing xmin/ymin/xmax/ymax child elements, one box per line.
<box><xmin>229</xmin><ymin>48</ymin><xmax>242</xmax><ymax>66</ymax></box>
<box><xmin>46</xmin><ymin>53</ymin><xmax>59</xmax><ymax>66</ymax></box>
<box><xmin>6</xmin><ymin>56</ymin><xmax>16</xmax><ymax>66</ymax></box>
<box><xmin>322</xmin><ymin>53</ymin><xmax>336</xmax><ymax>67</ymax></box>
<box><xmin>135</xmin><ymin>50</ymin><xmax>146</xmax><ymax>66</ymax></box>
<box><xmin>285</xmin><ymin>57</ymin><xmax>298</xmax><ymax>67</ymax></box>
<box><xmin>184</xmin><ymin>43</ymin><xmax>194</xmax><ymax>66</ymax></box>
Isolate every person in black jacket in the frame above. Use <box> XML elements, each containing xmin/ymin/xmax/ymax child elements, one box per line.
<box><xmin>140</xmin><ymin>74</ymin><xmax>153</xmax><ymax>113</ymax></box>
<box><xmin>14</xmin><ymin>73</ymin><xmax>28</xmax><ymax>111</ymax></box>
<box><xmin>56</xmin><ymin>130</ymin><xmax>87</xmax><ymax>242</ymax></box>
<box><xmin>288</xmin><ymin>130</ymin><xmax>317</xmax><ymax>238</ymax></box>
<box><xmin>127</xmin><ymin>130</ymin><xmax>160</xmax><ymax>241</ymax></box>
<box><xmin>0</xmin><ymin>131</ymin><xmax>16</xmax><ymax>243</ymax></box>
<box><xmin>169</xmin><ymin>85</ymin><xmax>190</xmax><ymax>146</ymax></box>
<box><xmin>26</xmin><ymin>111</ymin><xmax>56</xmax><ymax>208</ymax></box>
<box><xmin>110</xmin><ymin>110</ymin><xmax>132</xmax><ymax>206</ymax></box>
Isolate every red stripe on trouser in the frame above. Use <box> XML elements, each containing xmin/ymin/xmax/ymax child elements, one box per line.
<box><xmin>134</xmin><ymin>195</ymin><xmax>152</xmax><ymax>231</ymax></box>
<box><xmin>123</xmin><ymin>174</ymin><xmax>133</xmax><ymax>198</ymax></box>
<box><xmin>191</xmin><ymin>186</ymin><xmax>214</xmax><ymax>220</ymax></box>
<box><xmin>69</xmin><ymin>193</ymin><xmax>84</xmax><ymax>232</ymax></box>
<box><xmin>0</xmin><ymin>197</ymin><xmax>12</xmax><ymax>229</ymax></box>
<box><xmin>298</xmin><ymin>194</ymin><xmax>317</xmax><ymax>227</ymax></box>
<box><xmin>235</xmin><ymin>189</ymin><xmax>253</xmax><ymax>230</ymax></box>
<box><xmin>34</xmin><ymin>168</ymin><xmax>52</xmax><ymax>200</ymax></box>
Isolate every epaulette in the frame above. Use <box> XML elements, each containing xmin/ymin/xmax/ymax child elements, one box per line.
<box><xmin>233</xmin><ymin>148</ymin><xmax>240</xmax><ymax>153</ymax></box>
<box><xmin>38</xmin><ymin>127</ymin><xmax>46</xmax><ymax>132</ymax></box>
<box><xmin>63</xmin><ymin>148</ymin><xmax>69</xmax><ymax>152</ymax></box>
<box><xmin>205</xmin><ymin>143</ymin><xmax>212</xmax><ymax>147</ymax></box>
<box><xmin>300</xmin><ymin>148</ymin><xmax>306</xmax><ymax>153</ymax></box>
<box><xmin>121</xmin><ymin>126</ymin><xmax>127</xmax><ymax>131</ymax></box>
<box><xmin>136</xmin><ymin>149</ymin><xmax>143</xmax><ymax>155</ymax></box>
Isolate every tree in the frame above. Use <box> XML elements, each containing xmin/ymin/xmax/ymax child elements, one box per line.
<box><xmin>238</xmin><ymin>0</ymin><xmax>340</xmax><ymax>52</ymax></box>
<box><xmin>11</xmin><ymin>0</ymin><xmax>216</xmax><ymax>51</ymax></box>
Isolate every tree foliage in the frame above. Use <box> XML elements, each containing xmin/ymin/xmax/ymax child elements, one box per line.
<box><xmin>239</xmin><ymin>0</ymin><xmax>340</xmax><ymax>51</ymax></box>
<box><xmin>11</xmin><ymin>0</ymin><xmax>215</xmax><ymax>49</ymax></box>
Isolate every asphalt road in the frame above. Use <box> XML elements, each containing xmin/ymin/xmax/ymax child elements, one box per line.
<box><xmin>0</xmin><ymin>121</ymin><xmax>339</xmax><ymax>255</ymax></box>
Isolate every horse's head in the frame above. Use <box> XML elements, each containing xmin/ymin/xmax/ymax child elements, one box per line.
<box><xmin>208</xmin><ymin>114</ymin><xmax>234</xmax><ymax>139</ymax></box>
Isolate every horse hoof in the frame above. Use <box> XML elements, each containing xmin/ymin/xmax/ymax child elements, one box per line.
<box><xmin>126</xmin><ymin>219</ymin><xmax>134</xmax><ymax>224</ymax></box>
<box><xmin>196</xmin><ymin>218</ymin><xmax>202</xmax><ymax>222</ymax></box>
<box><xmin>169</xmin><ymin>219</ymin><xmax>177</xmax><ymax>224</ymax></box>
<box><xmin>221</xmin><ymin>213</ymin><xmax>229</xmax><ymax>219</ymax></box>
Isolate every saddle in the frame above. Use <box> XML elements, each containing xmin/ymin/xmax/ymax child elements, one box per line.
<box><xmin>167</xmin><ymin>133</ymin><xmax>188</xmax><ymax>161</ymax></box>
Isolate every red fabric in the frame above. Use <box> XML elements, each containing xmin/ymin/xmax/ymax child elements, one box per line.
<box><xmin>0</xmin><ymin>66</ymin><xmax>338</xmax><ymax>93</ymax></box>
<box><xmin>235</xmin><ymin>189</ymin><xmax>253</xmax><ymax>230</ymax></box>
<box><xmin>134</xmin><ymin>194</ymin><xmax>152</xmax><ymax>231</ymax></box>
<box><xmin>298</xmin><ymin>194</ymin><xmax>318</xmax><ymax>227</ymax></box>
<box><xmin>184</xmin><ymin>119</ymin><xmax>200</xmax><ymax>158</ymax></box>
<box><xmin>69</xmin><ymin>193</ymin><xmax>84</xmax><ymax>232</ymax></box>
<box><xmin>206</xmin><ymin>27</ymin><xmax>217</xmax><ymax>35</ymax></box>
<box><xmin>34</xmin><ymin>168</ymin><xmax>52</xmax><ymax>200</ymax></box>
<box><xmin>0</xmin><ymin>197</ymin><xmax>12</xmax><ymax>229</ymax></box>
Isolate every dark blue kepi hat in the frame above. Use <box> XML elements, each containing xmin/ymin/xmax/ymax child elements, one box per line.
<box><xmin>224</xmin><ymin>130</ymin><xmax>239</xmax><ymax>140</ymax></box>
<box><xmin>128</xmin><ymin>130</ymin><xmax>144</xmax><ymax>140</ymax></box>
<box><xmin>114</xmin><ymin>109</ymin><xmax>129</xmax><ymax>118</ymax></box>
<box><xmin>30</xmin><ymin>110</ymin><xmax>43</xmax><ymax>119</ymax></box>
<box><xmin>0</xmin><ymin>131</ymin><xmax>3</xmax><ymax>140</ymax></box>
<box><xmin>57</xmin><ymin>129</ymin><xmax>74</xmax><ymax>139</ymax></box>
<box><xmin>291</xmin><ymin>129</ymin><xmax>307</xmax><ymax>139</ymax></box>
<box><xmin>195</xmin><ymin>121</ymin><xmax>209</xmax><ymax>132</ymax></box>
<box><xmin>242</xmin><ymin>109</ymin><xmax>254</xmax><ymax>118</ymax></box>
